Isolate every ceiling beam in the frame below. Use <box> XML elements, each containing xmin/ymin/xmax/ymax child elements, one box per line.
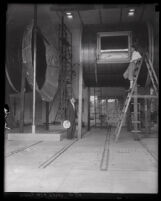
<box><xmin>98</xmin><ymin>9</ymin><xmax>103</xmax><ymax>24</ymax></box>
<box><xmin>77</xmin><ymin>10</ymin><xmax>84</xmax><ymax>27</ymax></box>
<box><xmin>50</xmin><ymin>4</ymin><xmax>144</xmax><ymax>11</ymax></box>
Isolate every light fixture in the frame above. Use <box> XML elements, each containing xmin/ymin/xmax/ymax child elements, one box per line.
<box><xmin>129</xmin><ymin>8</ymin><xmax>135</xmax><ymax>12</ymax></box>
<box><xmin>65</xmin><ymin>12</ymin><xmax>73</xmax><ymax>19</ymax></box>
<box><xmin>67</xmin><ymin>15</ymin><xmax>73</xmax><ymax>19</ymax></box>
<box><xmin>66</xmin><ymin>12</ymin><xmax>72</xmax><ymax>15</ymax></box>
<box><xmin>128</xmin><ymin>11</ymin><xmax>135</xmax><ymax>16</ymax></box>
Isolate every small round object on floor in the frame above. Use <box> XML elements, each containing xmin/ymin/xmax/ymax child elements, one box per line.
<box><xmin>63</xmin><ymin>120</ymin><xmax>71</xmax><ymax>129</ymax></box>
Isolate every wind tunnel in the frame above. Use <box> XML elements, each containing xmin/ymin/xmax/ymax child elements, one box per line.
<box><xmin>82</xmin><ymin>23</ymin><xmax>149</xmax><ymax>88</ymax></box>
<box><xmin>22</xmin><ymin>22</ymin><xmax>60</xmax><ymax>102</ymax></box>
<box><xmin>6</xmin><ymin>21</ymin><xmax>60</xmax><ymax>103</ymax></box>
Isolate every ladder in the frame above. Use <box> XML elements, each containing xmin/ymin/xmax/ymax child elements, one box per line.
<box><xmin>114</xmin><ymin>59</ymin><xmax>143</xmax><ymax>142</ymax></box>
<box><xmin>51</xmin><ymin>18</ymin><xmax>73</xmax><ymax>124</ymax></box>
<box><xmin>144</xmin><ymin>53</ymin><xmax>158</xmax><ymax>96</ymax></box>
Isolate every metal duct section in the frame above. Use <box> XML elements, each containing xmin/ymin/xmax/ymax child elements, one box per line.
<box><xmin>82</xmin><ymin>23</ymin><xmax>149</xmax><ymax>88</ymax></box>
<box><xmin>22</xmin><ymin>21</ymin><xmax>60</xmax><ymax>102</ymax></box>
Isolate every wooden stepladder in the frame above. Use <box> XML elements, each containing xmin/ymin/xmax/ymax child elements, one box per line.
<box><xmin>114</xmin><ymin>59</ymin><xmax>143</xmax><ymax>143</ymax></box>
<box><xmin>115</xmin><ymin>53</ymin><xmax>159</xmax><ymax>142</ymax></box>
<box><xmin>144</xmin><ymin>53</ymin><xmax>158</xmax><ymax>96</ymax></box>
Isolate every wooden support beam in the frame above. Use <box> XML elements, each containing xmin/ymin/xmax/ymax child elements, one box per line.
<box><xmin>19</xmin><ymin>63</ymin><xmax>26</xmax><ymax>133</ymax></box>
<box><xmin>78</xmin><ymin>27</ymin><xmax>83</xmax><ymax>139</ymax></box>
<box><xmin>132</xmin><ymin>95</ymin><xmax>158</xmax><ymax>99</ymax></box>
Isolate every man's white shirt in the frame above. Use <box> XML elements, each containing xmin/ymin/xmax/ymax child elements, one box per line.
<box><xmin>130</xmin><ymin>51</ymin><xmax>142</xmax><ymax>62</ymax></box>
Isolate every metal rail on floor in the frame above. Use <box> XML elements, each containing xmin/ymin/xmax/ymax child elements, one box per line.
<box><xmin>5</xmin><ymin>141</ymin><xmax>43</xmax><ymax>157</ymax></box>
<box><xmin>100</xmin><ymin>126</ymin><xmax>111</xmax><ymax>171</ymax></box>
<box><xmin>138</xmin><ymin>140</ymin><xmax>158</xmax><ymax>161</ymax></box>
<box><xmin>39</xmin><ymin>139</ymin><xmax>78</xmax><ymax>169</ymax></box>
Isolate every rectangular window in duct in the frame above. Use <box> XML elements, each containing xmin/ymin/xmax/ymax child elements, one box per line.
<box><xmin>97</xmin><ymin>31</ymin><xmax>131</xmax><ymax>63</ymax></box>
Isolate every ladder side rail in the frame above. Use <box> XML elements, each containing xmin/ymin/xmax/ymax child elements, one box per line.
<box><xmin>148</xmin><ymin>57</ymin><xmax>158</xmax><ymax>85</ymax></box>
<box><xmin>115</xmin><ymin>94</ymin><xmax>132</xmax><ymax>142</ymax></box>
<box><xmin>145</xmin><ymin>53</ymin><xmax>158</xmax><ymax>85</ymax></box>
<box><xmin>145</xmin><ymin>58</ymin><xmax>158</xmax><ymax>96</ymax></box>
<box><xmin>145</xmin><ymin>56</ymin><xmax>158</xmax><ymax>87</ymax></box>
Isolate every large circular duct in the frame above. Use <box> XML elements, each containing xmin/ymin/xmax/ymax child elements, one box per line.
<box><xmin>82</xmin><ymin>23</ymin><xmax>149</xmax><ymax>88</ymax></box>
<box><xmin>22</xmin><ymin>21</ymin><xmax>60</xmax><ymax>102</ymax></box>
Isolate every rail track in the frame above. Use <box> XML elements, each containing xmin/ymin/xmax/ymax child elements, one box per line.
<box><xmin>100</xmin><ymin>126</ymin><xmax>112</xmax><ymax>171</ymax></box>
<box><xmin>138</xmin><ymin>139</ymin><xmax>158</xmax><ymax>161</ymax></box>
<box><xmin>39</xmin><ymin>139</ymin><xmax>78</xmax><ymax>168</ymax></box>
<box><xmin>5</xmin><ymin>141</ymin><xmax>43</xmax><ymax>157</ymax></box>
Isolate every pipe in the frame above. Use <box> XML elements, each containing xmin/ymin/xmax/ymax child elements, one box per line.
<box><xmin>32</xmin><ymin>4</ymin><xmax>37</xmax><ymax>134</ymax></box>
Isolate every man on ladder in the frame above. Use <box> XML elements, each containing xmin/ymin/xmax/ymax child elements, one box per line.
<box><xmin>115</xmin><ymin>46</ymin><xmax>158</xmax><ymax>142</ymax></box>
<box><xmin>123</xmin><ymin>45</ymin><xmax>142</xmax><ymax>91</ymax></box>
<box><xmin>114</xmin><ymin>45</ymin><xmax>143</xmax><ymax>142</ymax></box>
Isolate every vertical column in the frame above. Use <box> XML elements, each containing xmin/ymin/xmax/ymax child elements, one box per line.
<box><xmin>78</xmin><ymin>27</ymin><xmax>83</xmax><ymax>139</ymax></box>
<box><xmin>100</xmin><ymin>88</ymin><xmax>102</xmax><ymax>128</ymax></box>
<box><xmin>106</xmin><ymin>98</ymin><xmax>108</xmax><ymax>127</ymax></box>
<box><xmin>133</xmin><ymin>85</ymin><xmax>138</xmax><ymax>131</ymax></box>
<box><xmin>19</xmin><ymin>63</ymin><xmax>26</xmax><ymax>133</ymax></box>
<box><xmin>87</xmin><ymin>87</ymin><xmax>90</xmax><ymax>131</ymax></box>
<box><xmin>32</xmin><ymin>4</ymin><xmax>37</xmax><ymax>134</ymax></box>
<box><xmin>94</xmin><ymin>87</ymin><xmax>96</xmax><ymax>127</ymax></box>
